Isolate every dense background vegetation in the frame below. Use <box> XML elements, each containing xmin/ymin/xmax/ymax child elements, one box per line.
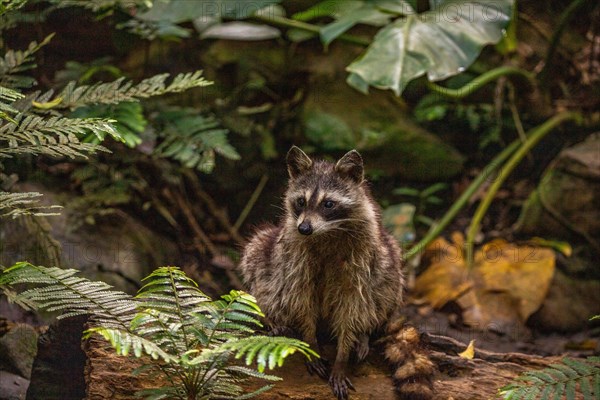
<box><xmin>0</xmin><ymin>0</ymin><xmax>599</xmax><ymax>399</ymax></box>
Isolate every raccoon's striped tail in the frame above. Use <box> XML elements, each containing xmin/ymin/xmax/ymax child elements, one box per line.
<box><xmin>384</xmin><ymin>319</ymin><xmax>435</xmax><ymax>400</ymax></box>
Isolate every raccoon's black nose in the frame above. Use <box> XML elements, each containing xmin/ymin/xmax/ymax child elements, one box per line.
<box><xmin>298</xmin><ymin>222</ymin><xmax>313</xmax><ymax>235</ymax></box>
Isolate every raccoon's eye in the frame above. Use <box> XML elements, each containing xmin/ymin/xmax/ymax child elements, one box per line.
<box><xmin>296</xmin><ymin>198</ymin><xmax>306</xmax><ymax>207</ymax></box>
<box><xmin>323</xmin><ymin>200</ymin><xmax>335</xmax><ymax>209</ymax></box>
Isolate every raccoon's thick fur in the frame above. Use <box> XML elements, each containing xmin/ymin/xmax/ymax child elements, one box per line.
<box><xmin>239</xmin><ymin>146</ymin><xmax>434</xmax><ymax>400</ymax></box>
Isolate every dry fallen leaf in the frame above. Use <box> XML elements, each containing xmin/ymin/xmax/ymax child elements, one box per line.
<box><xmin>458</xmin><ymin>340</ymin><xmax>475</xmax><ymax>359</ymax></box>
<box><xmin>414</xmin><ymin>234</ymin><xmax>556</xmax><ymax>332</ymax></box>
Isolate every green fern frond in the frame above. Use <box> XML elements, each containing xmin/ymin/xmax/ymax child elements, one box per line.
<box><xmin>84</xmin><ymin>326</ymin><xmax>177</xmax><ymax>363</ymax></box>
<box><xmin>499</xmin><ymin>357</ymin><xmax>600</xmax><ymax>400</ymax></box>
<box><xmin>0</xmin><ymin>262</ymin><xmax>136</xmax><ymax>329</ymax></box>
<box><xmin>153</xmin><ymin>108</ymin><xmax>239</xmax><ymax>172</ymax></box>
<box><xmin>133</xmin><ymin>267</ymin><xmax>213</xmax><ymax>354</ymax></box>
<box><xmin>0</xmin><ymin>263</ymin><xmax>315</xmax><ymax>399</ymax></box>
<box><xmin>229</xmin><ymin>384</ymin><xmax>276</xmax><ymax>400</ymax></box>
<box><xmin>219</xmin><ymin>336</ymin><xmax>317</xmax><ymax>373</ymax></box>
<box><xmin>53</xmin><ymin>71</ymin><xmax>211</xmax><ymax>110</ymax></box>
<box><xmin>225</xmin><ymin>365</ymin><xmax>282</xmax><ymax>382</ymax></box>
<box><xmin>0</xmin><ymin>191</ymin><xmax>62</xmax><ymax>218</ymax></box>
<box><xmin>0</xmin><ymin>34</ymin><xmax>55</xmax><ymax>88</ymax></box>
<box><xmin>0</xmin><ymin>114</ymin><xmax>117</xmax><ymax>158</ymax></box>
<box><xmin>0</xmin><ymin>85</ymin><xmax>23</xmax><ymax>121</ymax></box>
<box><xmin>136</xmin><ymin>266</ymin><xmax>211</xmax><ymax>313</ymax></box>
<box><xmin>71</xmin><ymin>101</ymin><xmax>146</xmax><ymax>147</ymax></box>
<box><xmin>0</xmin><ymin>85</ymin><xmax>24</xmax><ymax>102</ymax></box>
<box><xmin>0</xmin><ymin>0</ymin><xmax>28</xmax><ymax>17</ymax></box>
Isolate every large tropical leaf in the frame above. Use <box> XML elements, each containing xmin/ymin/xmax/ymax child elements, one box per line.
<box><xmin>347</xmin><ymin>0</ymin><xmax>514</xmax><ymax>95</ymax></box>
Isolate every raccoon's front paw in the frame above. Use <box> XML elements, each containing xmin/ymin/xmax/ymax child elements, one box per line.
<box><xmin>329</xmin><ymin>370</ymin><xmax>355</xmax><ymax>400</ymax></box>
<box><xmin>305</xmin><ymin>358</ymin><xmax>330</xmax><ymax>380</ymax></box>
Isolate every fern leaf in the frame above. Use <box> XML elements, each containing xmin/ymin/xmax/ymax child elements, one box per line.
<box><xmin>153</xmin><ymin>108</ymin><xmax>239</xmax><ymax>172</ymax></box>
<box><xmin>0</xmin><ymin>191</ymin><xmax>62</xmax><ymax>219</ymax></box>
<box><xmin>84</xmin><ymin>326</ymin><xmax>177</xmax><ymax>363</ymax></box>
<box><xmin>0</xmin><ymin>262</ymin><xmax>136</xmax><ymax>329</ymax></box>
<box><xmin>0</xmin><ymin>0</ymin><xmax>27</xmax><ymax>17</ymax></box>
<box><xmin>0</xmin><ymin>85</ymin><xmax>24</xmax><ymax>102</ymax></box>
<box><xmin>499</xmin><ymin>357</ymin><xmax>600</xmax><ymax>400</ymax></box>
<box><xmin>219</xmin><ymin>336</ymin><xmax>317</xmax><ymax>373</ymax></box>
<box><xmin>225</xmin><ymin>366</ymin><xmax>281</xmax><ymax>382</ymax></box>
<box><xmin>54</xmin><ymin>71</ymin><xmax>211</xmax><ymax>109</ymax></box>
<box><xmin>70</xmin><ymin>101</ymin><xmax>146</xmax><ymax>147</ymax></box>
<box><xmin>539</xmin><ymin>385</ymin><xmax>553</xmax><ymax>400</ymax></box>
<box><xmin>0</xmin><ymin>114</ymin><xmax>117</xmax><ymax>158</ymax></box>
<box><xmin>223</xmin><ymin>384</ymin><xmax>274</xmax><ymax>400</ymax></box>
<box><xmin>0</xmin><ymin>34</ymin><xmax>54</xmax><ymax>88</ymax></box>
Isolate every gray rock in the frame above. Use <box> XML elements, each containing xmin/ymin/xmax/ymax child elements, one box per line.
<box><xmin>0</xmin><ymin>325</ymin><xmax>38</xmax><ymax>379</ymax></box>
<box><xmin>302</xmin><ymin>80</ymin><xmax>465</xmax><ymax>181</ymax></box>
<box><xmin>0</xmin><ymin>370</ymin><xmax>30</xmax><ymax>400</ymax></box>
<box><xmin>517</xmin><ymin>134</ymin><xmax>600</xmax><ymax>256</ymax></box>
<box><xmin>1</xmin><ymin>183</ymin><xmax>180</xmax><ymax>295</ymax></box>
<box><xmin>528</xmin><ymin>270</ymin><xmax>600</xmax><ymax>332</ymax></box>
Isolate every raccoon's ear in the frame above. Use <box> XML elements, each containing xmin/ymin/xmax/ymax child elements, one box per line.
<box><xmin>286</xmin><ymin>146</ymin><xmax>313</xmax><ymax>179</ymax></box>
<box><xmin>335</xmin><ymin>150</ymin><xmax>364</xmax><ymax>183</ymax></box>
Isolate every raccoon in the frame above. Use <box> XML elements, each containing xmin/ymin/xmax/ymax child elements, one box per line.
<box><xmin>239</xmin><ymin>146</ymin><xmax>434</xmax><ymax>400</ymax></box>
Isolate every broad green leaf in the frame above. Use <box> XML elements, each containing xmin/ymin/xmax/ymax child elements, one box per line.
<box><xmin>320</xmin><ymin>1</ymin><xmax>394</xmax><ymax>46</ymax></box>
<box><xmin>375</xmin><ymin>0</ymin><xmax>416</xmax><ymax>15</ymax></box>
<box><xmin>138</xmin><ymin>0</ymin><xmax>282</xmax><ymax>22</ymax></box>
<box><xmin>293</xmin><ymin>0</ymin><xmax>363</xmax><ymax>21</ymax></box>
<box><xmin>347</xmin><ymin>0</ymin><xmax>513</xmax><ymax>95</ymax></box>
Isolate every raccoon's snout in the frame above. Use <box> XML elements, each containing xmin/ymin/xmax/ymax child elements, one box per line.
<box><xmin>298</xmin><ymin>221</ymin><xmax>313</xmax><ymax>235</ymax></box>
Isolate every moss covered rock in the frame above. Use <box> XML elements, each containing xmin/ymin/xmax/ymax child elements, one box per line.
<box><xmin>303</xmin><ymin>80</ymin><xmax>464</xmax><ymax>181</ymax></box>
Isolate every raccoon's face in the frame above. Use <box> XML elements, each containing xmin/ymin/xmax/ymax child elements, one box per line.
<box><xmin>284</xmin><ymin>146</ymin><xmax>366</xmax><ymax>236</ymax></box>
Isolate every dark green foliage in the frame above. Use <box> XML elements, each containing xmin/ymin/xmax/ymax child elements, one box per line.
<box><xmin>72</xmin><ymin>101</ymin><xmax>146</xmax><ymax>147</ymax></box>
<box><xmin>118</xmin><ymin>0</ymin><xmax>283</xmax><ymax>40</ymax></box>
<box><xmin>392</xmin><ymin>182</ymin><xmax>447</xmax><ymax>228</ymax></box>
<box><xmin>0</xmin><ymin>33</ymin><xmax>54</xmax><ymax>89</ymax></box>
<box><xmin>0</xmin><ymin>264</ymin><xmax>317</xmax><ymax>399</ymax></box>
<box><xmin>0</xmin><ymin>0</ymin><xmax>235</xmax><ymax>223</ymax></box>
<box><xmin>153</xmin><ymin>108</ymin><xmax>240</xmax><ymax>173</ymax></box>
<box><xmin>499</xmin><ymin>357</ymin><xmax>600</xmax><ymax>400</ymax></box>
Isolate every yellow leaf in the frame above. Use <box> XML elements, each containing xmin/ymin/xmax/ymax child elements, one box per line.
<box><xmin>32</xmin><ymin>97</ymin><xmax>63</xmax><ymax>109</ymax></box>
<box><xmin>476</xmin><ymin>241</ymin><xmax>555</xmax><ymax>322</ymax></box>
<box><xmin>416</xmin><ymin>234</ymin><xmax>556</xmax><ymax>332</ymax></box>
<box><xmin>458</xmin><ymin>340</ymin><xmax>475</xmax><ymax>359</ymax></box>
<box><xmin>414</xmin><ymin>235</ymin><xmax>471</xmax><ymax>308</ymax></box>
